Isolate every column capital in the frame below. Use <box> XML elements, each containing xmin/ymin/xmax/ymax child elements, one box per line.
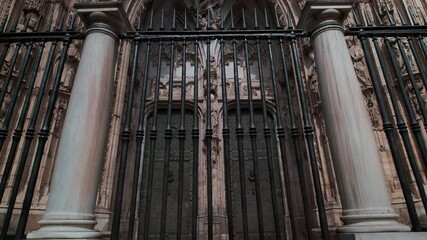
<box><xmin>297</xmin><ymin>0</ymin><xmax>356</xmax><ymax>34</ymax></box>
<box><xmin>74</xmin><ymin>1</ymin><xmax>132</xmax><ymax>37</ymax></box>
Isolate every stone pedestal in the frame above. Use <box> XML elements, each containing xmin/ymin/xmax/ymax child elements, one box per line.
<box><xmin>27</xmin><ymin>2</ymin><xmax>131</xmax><ymax>239</ymax></box>
<box><xmin>338</xmin><ymin>232</ymin><xmax>427</xmax><ymax>240</ymax></box>
<box><xmin>297</xmin><ymin>0</ymin><xmax>409</xmax><ymax>234</ymax></box>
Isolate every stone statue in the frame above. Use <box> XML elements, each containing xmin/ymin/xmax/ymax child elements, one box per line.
<box><xmin>347</xmin><ymin>37</ymin><xmax>371</xmax><ymax>87</ymax></box>
<box><xmin>307</xmin><ymin>51</ymin><xmax>321</xmax><ymax>109</ymax></box>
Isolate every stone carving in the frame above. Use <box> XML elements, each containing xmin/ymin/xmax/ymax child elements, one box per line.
<box><xmin>401</xmin><ymin>39</ymin><xmax>416</xmax><ymax>73</ymax></box>
<box><xmin>60</xmin><ymin>40</ymin><xmax>82</xmax><ymax>92</ymax></box>
<box><xmin>307</xmin><ymin>51</ymin><xmax>321</xmax><ymax>111</ymax></box>
<box><xmin>389</xmin><ymin>38</ymin><xmax>417</xmax><ymax>75</ymax></box>
<box><xmin>404</xmin><ymin>75</ymin><xmax>427</xmax><ymax>118</ymax></box>
<box><xmin>298</xmin><ymin>0</ymin><xmax>306</xmax><ymax>10</ymax></box>
<box><xmin>347</xmin><ymin>37</ymin><xmax>371</xmax><ymax>87</ymax></box>
<box><xmin>362</xmin><ymin>88</ymin><xmax>382</xmax><ymax>130</ymax></box>
<box><xmin>24</xmin><ymin>0</ymin><xmax>45</xmax><ymax>13</ymax></box>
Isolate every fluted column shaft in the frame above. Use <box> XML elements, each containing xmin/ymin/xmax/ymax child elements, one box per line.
<box><xmin>27</xmin><ymin>2</ymin><xmax>131</xmax><ymax>239</ymax></box>
<box><xmin>298</xmin><ymin>1</ymin><xmax>409</xmax><ymax>233</ymax></box>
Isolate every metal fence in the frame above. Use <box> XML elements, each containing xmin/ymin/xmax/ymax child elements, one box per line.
<box><xmin>0</xmin><ymin>10</ymin><xmax>82</xmax><ymax>239</ymax></box>
<box><xmin>347</xmin><ymin>7</ymin><xmax>427</xmax><ymax>232</ymax></box>
<box><xmin>0</xmin><ymin>3</ymin><xmax>425</xmax><ymax>240</ymax></box>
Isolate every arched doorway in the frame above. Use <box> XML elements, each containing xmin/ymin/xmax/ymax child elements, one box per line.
<box><xmin>114</xmin><ymin>1</ymin><xmax>319</xmax><ymax>239</ymax></box>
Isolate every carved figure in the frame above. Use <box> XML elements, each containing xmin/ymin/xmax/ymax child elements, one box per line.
<box><xmin>347</xmin><ymin>37</ymin><xmax>371</xmax><ymax>87</ymax></box>
<box><xmin>307</xmin><ymin>52</ymin><xmax>321</xmax><ymax>109</ymax></box>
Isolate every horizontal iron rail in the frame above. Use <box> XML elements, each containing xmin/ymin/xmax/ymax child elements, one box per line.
<box><xmin>346</xmin><ymin>25</ymin><xmax>427</xmax><ymax>37</ymax></box>
<box><xmin>0</xmin><ymin>31</ymin><xmax>85</xmax><ymax>42</ymax></box>
<box><xmin>121</xmin><ymin>29</ymin><xmax>308</xmax><ymax>40</ymax></box>
<box><xmin>1</xmin><ymin>26</ymin><xmax>425</xmax><ymax>42</ymax></box>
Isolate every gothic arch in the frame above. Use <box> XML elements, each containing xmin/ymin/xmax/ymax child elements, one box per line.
<box><xmin>123</xmin><ymin>0</ymin><xmax>302</xmax><ymax>29</ymax></box>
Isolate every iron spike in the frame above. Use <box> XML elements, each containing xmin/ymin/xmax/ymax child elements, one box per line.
<box><xmin>136</xmin><ymin>9</ymin><xmax>142</xmax><ymax>31</ymax></box>
<box><xmin>408</xmin><ymin>6</ymin><xmax>419</xmax><ymax>26</ymax></box>
<box><xmin>67</xmin><ymin>13</ymin><xmax>77</xmax><ymax>31</ymax></box>
<box><xmin>397</xmin><ymin>8</ymin><xmax>407</xmax><ymax>26</ymax></box>
<box><xmin>220</xmin><ymin>8</ymin><xmax>224</xmax><ymax>30</ymax></box>
<box><xmin>242</xmin><ymin>8</ymin><xmax>246</xmax><ymax>29</ymax></box>
<box><xmin>196</xmin><ymin>7</ymin><xmax>200</xmax><ymax>29</ymax></box>
<box><xmin>56</xmin><ymin>11</ymin><xmax>66</xmax><ymax>31</ymax></box>
<box><xmin>160</xmin><ymin>9</ymin><xmax>164</xmax><ymax>30</ymax></box>
<box><xmin>364</xmin><ymin>9</ymin><xmax>373</xmax><ymax>26</ymax></box>
<box><xmin>231</xmin><ymin>8</ymin><xmax>235</xmax><ymax>29</ymax></box>
<box><xmin>373</xmin><ymin>8</ymin><xmax>384</xmax><ymax>26</ymax></box>
<box><xmin>264</xmin><ymin>9</ymin><xmax>270</xmax><ymax>29</ymax></box>
<box><xmin>274</xmin><ymin>7</ymin><xmax>280</xmax><ymax>29</ymax></box>
<box><xmin>287</xmin><ymin>13</ymin><xmax>293</xmax><ymax>29</ymax></box>
<box><xmin>149</xmin><ymin>8</ymin><xmax>154</xmax><ymax>30</ymax></box>
<box><xmin>421</xmin><ymin>8</ymin><xmax>427</xmax><ymax>25</ymax></box>
<box><xmin>184</xmin><ymin>8</ymin><xmax>188</xmax><ymax>30</ymax></box>
<box><xmin>172</xmin><ymin>9</ymin><xmax>176</xmax><ymax>30</ymax></box>
<box><xmin>385</xmin><ymin>5</ymin><xmax>396</xmax><ymax>25</ymax></box>
<box><xmin>0</xmin><ymin>14</ymin><xmax>8</xmax><ymax>32</ymax></box>
<box><xmin>9</xmin><ymin>15</ymin><xmax>19</xmax><ymax>32</ymax></box>
<box><xmin>207</xmin><ymin>7</ymin><xmax>211</xmax><ymax>30</ymax></box>
<box><xmin>34</xmin><ymin>15</ymin><xmax>42</xmax><ymax>32</ymax></box>
<box><xmin>352</xmin><ymin>9</ymin><xmax>362</xmax><ymax>26</ymax></box>
<box><xmin>45</xmin><ymin>12</ymin><xmax>54</xmax><ymax>32</ymax></box>
<box><xmin>254</xmin><ymin>8</ymin><xmax>259</xmax><ymax>29</ymax></box>
<box><xmin>21</xmin><ymin>14</ymin><xmax>31</xmax><ymax>32</ymax></box>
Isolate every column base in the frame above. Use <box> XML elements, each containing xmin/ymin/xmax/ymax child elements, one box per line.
<box><xmin>27</xmin><ymin>219</ymin><xmax>102</xmax><ymax>239</ymax></box>
<box><xmin>339</xmin><ymin>232</ymin><xmax>427</xmax><ymax>240</ymax></box>
<box><xmin>339</xmin><ymin>211</ymin><xmax>410</xmax><ymax>233</ymax></box>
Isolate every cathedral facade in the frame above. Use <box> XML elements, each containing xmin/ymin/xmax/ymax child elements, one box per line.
<box><xmin>0</xmin><ymin>0</ymin><xmax>427</xmax><ymax>239</ymax></box>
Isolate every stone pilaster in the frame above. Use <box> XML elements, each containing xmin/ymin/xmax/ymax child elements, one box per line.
<box><xmin>27</xmin><ymin>2</ymin><xmax>131</xmax><ymax>239</ymax></box>
<box><xmin>297</xmin><ymin>0</ymin><xmax>410</xmax><ymax>234</ymax></box>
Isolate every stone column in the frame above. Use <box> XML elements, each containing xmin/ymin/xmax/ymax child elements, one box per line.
<box><xmin>27</xmin><ymin>2</ymin><xmax>131</xmax><ymax>239</ymax></box>
<box><xmin>297</xmin><ymin>1</ymin><xmax>409</xmax><ymax>233</ymax></box>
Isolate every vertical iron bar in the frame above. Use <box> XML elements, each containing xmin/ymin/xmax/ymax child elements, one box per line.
<box><xmin>290</xmin><ymin>36</ymin><xmax>330</xmax><ymax>240</ymax></box>
<box><xmin>159</xmin><ymin>9</ymin><xmax>176</xmax><ymax>240</ymax></box>
<box><xmin>0</xmin><ymin>18</ymin><xmax>41</xmax><ymax>239</ymax></box>
<box><xmin>383</xmin><ymin>37</ymin><xmax>427</xmax><ymax>174</ymax></box>
<box><xmin>205</xmin><ymin>8</ymin><xmax>214</xmax><ymax>240</ymax></box>
<box><xmin>110</xmin><ymin>19</ymin><xmax>142</xmax><ymax>240</ymax></box>
<box><xmin>0</xmin><ymin>33</ymin><xmax>26</xmax><ymax>107</ymax></box>
<box><xmin>219</xmin><ymin>9</ymin><xmax>234</xmax><ymax>240</ymax></box>
<box><xmin>191</xmin><ymin>8</ymin><xmax>200</xmax><ymax>240</ymax></box>
<box><xmin>176</xmin><ymin>9</ymin><xmax>188</xmax><ymax>240</ymax></box>
<box><xmin>0</xmin><ymin>16</ymin><xmax>31</xmax><ymax>107</ymax></box>
<box><xmin>372</xmin><ymin>8</ymin><xmax>427</xmax><ymax>175</ymax></box>
<box><xmin>254</xmin><ymin>8</ymin><xmax>283</xmax><ymax>240</ymax></box>
<box><xmin>0</xmin><ymin>16</ymin><xmax>45</xmax><ymax>201</ymax></box>
<box><xmin>408</xmin><ymin>7</ymin><xmax>427</xmax><ymax>71</ymax></box>
<box><xmin>406</xmin><ymin>37</ymin><xmax>427</xmax><ymax>90</ymax></box>
<box><xmin>231</xmin><ymin>8</ymin><xmax>249</xmax><ymax>240</ymax></box>
<box><xmin>0</xmin><ymin>28</ymin><xmax>57</xmax><ymax>227</ymax></box>
<box><xmin>0</xmin><ymin>42</ymin><xmax>11</xmax><ymax>74</ymax></box>
<box><xmin>0</xmin><ymin>17</ymin><xmax>40</xmax><ymax>151</ymax></box>
<box><xmin>142</xmin><ymin>10</ymin><xmax>164</xmax><ymax>240</ymax></box>
<box><xmin>360</xmin><ymin>32</ymin><xmax>424</xmax><ymax>231</ymax></box>
<box><xmin>0</xmin><ymin>15</ymin><xmax>14</xmax><ymax>75</ymax></box>
<box><xmin>395</xmin><ymin>37</ymin><xmax>427</xmax><ymax>127</ymax></box>
<box><xmin>0</xmin><ymin>19</ymin><xmax>47</xmax><ymax>207</ymax></box>
<box><xmin>128</xmin><ymin>10</ymin><xmax>154</xmax><ymax>240</ymax></box>
<box><xmin>242</xmin><ymin>9</ymin><xmax>265</xmax><ymax>239</ymax></box>
<box><xmin>14</xmin><ymin>14</ymin><xmax>73</xmax><ymax>239</ymax></box>
<box><xmin>276</xmin><ymin>12</ymin><xmax>312</xmax><ymax>240</ymax></box>
<box><xmin>398</xmin><ymin>11</ymin><xmax>427</xmax><ymax>97</ymax></box>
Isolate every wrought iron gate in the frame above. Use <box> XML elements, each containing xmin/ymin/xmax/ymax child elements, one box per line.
<box><xmin>111</xmin><ymin>7</ymin><xmax>328</xmax><ymax>240</ymax></box>
<box><xmin>0</xmin><ymin>2</ymin><xmax>426</xmax><ymax>240</ymax></box>
<box><xmin>0</xmin><ymin>7</ymin><xmax>83</xmax><ymax>240</ymax></box>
